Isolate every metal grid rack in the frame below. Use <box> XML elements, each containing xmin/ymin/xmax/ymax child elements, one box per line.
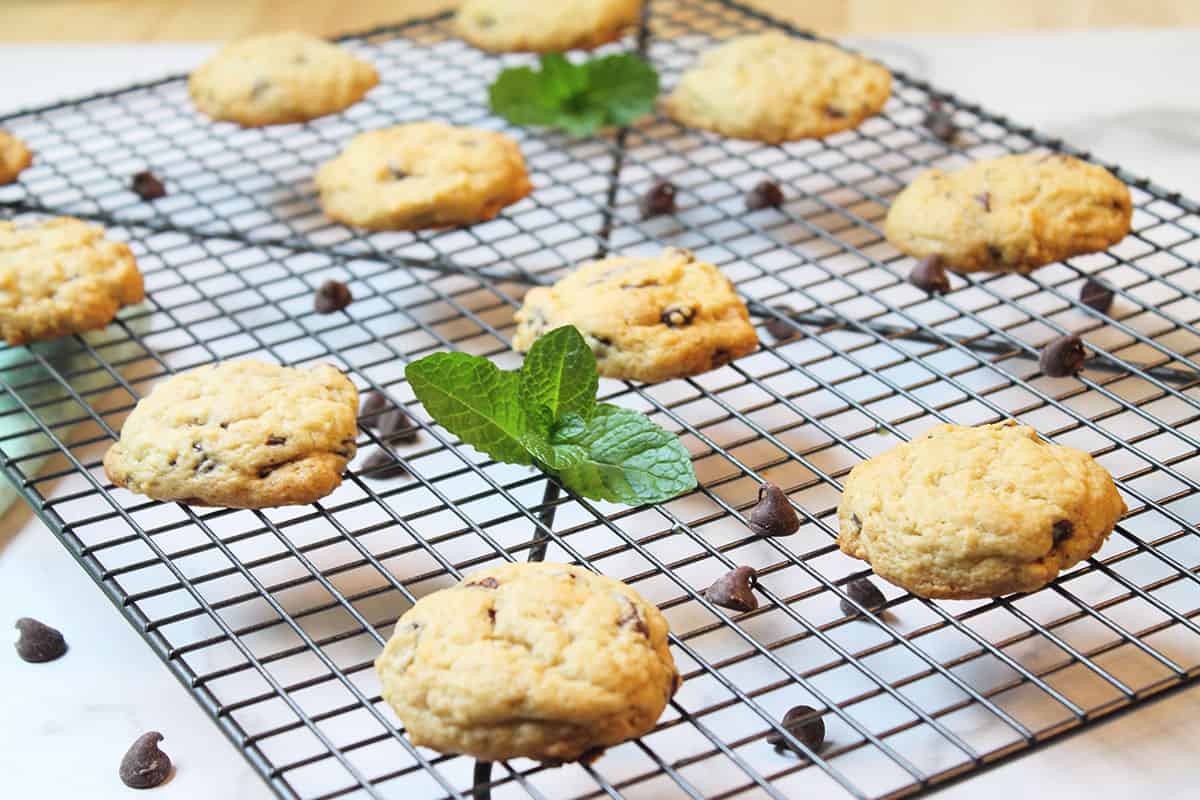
<box><xmin>2</xmin><ymin>1</ymin><xmax>1199</xmax><ymax>797</ymax></box>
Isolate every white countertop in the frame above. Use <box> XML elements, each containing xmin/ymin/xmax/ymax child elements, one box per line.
<box><xmin>3</xmin><ymin>31</ymin><xmax>1200</xmax><ymax>799</ymax></box>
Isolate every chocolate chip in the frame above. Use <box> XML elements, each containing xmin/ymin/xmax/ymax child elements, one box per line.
<box><xmin>909</xmin><ymin>254</ymin><xmax>950</xmax><ymax>295</ymax></box>
<box><xmin>746</xmin><ymin>180</ymin><xmax>784</xmax><ymax>211</ymax></box>
<box><xmin>924</xmin><ymin>102</ymin><xmax>957</xmax><ymax>143</ymax></box>
<box><xmin>1052</xmin><ymin>519</ymin><xmax>1074</xmax><ymax>545</ymax></box>
<box><xmin>131</xmin><ymin>171</ymin><xmax>166</xmax><ymax>201</ymax></box>
<box><xmin>466</xmin><ymin>577</ymin><xmax>500</xmax><ymax>589</ymax></box>
<box><xmin>250</xmin><ymin>78</ymin><xmax>271</xmax><ymax>99</ymax></box>
<box><xmin>1039</xmin><ymin>334</ymin><xmax>1086</xmax><ymax>377</ymax></box>
<box><xmin>314</xmin><ymin>280</ymin><xmax>353</xmax><ymax>314</ymax></box>
<box><xmin>824</xmin><ymin>105</ymin><xmax>847</xmax><ymax>118</ymax></box>
<box><xmin>1080</xmin><ymin>278</ymin><xmax>1115</xmax><ymax>313</ymax></box>
<box><xmin>704</xmin><ymin>566</ymin><xmax>758</xmax><ymax>612</ymax></box>
<box><xmin>387</xmin><ymin>163</ymin><xmax>407</xmax><ymax>180</ymax></box>
<box><xmin>711</xmin><ymin>347</ymin><xmax>733</xmax><ymax>367</ymax></box>
<box><xmin>360</xmin><ymin>391</ymin><xmax>390</xmax><ymax>426</ymax></box>
<box><xmin>257</xmin><ymin>463</ymin><xmax>281</xmax><ymax>479</ymax></box>
<box><xmin>378</xmin><ymin>408</ymin><xmax>418</xmax><ymax>444</ymax></box>
<box><xmin>617</xmin><ymin>597</ymin><xmax>649</xmax><ymax>637</ymax></box>
<box><xmin>362</xmin><ymin>448</ymin><xmax>408</xmax><ymax>479</ymax></box>
<box><xmin>849</xmin><ymin>513</ymin><xmax>862</xmax><ymax>531</ymax></box>
<box><xmin>976</xmin><ymin>191</ymin><xmax>991</xmax><ymax>212</ymax></box>
<box><xmin>987</xmin><ymin>245</ymin><xmax>1004</xmax><ymax>263</ymax></box>
<box><xmin>639</xmin><ymin>180</ymin><xmax>676</xmax><ymax>219</ymax></box>
<box><xmin>767</xmin><ymin>705</ymin><xmax>825</xmax><ymax>756</ymax></box>
<box><xmin>119</xmin><ymin>731</ymin><xmax>172</xmax><ymax>789</ymax></box>
<box><xmin>839</xmin><ymin>577</ymin><xmax>886</xmax><ymax>617</ymax></box>
<box><xmin>661</xmin><ymin>305</ymin><xmax>696</xmax><ymax>328</ymax></box>
<box><xmin>764</xmin><ymin>305</ymin><xmax>798</xmax><ymax>341</ymax></box>
<box><xmin>14</xmin><ymin>618</ymin><xmax>67</xmax><ymax>663</ymax></box>
<box><xmin>748</xmin><ymin>483</ymin><xmax>800</xmax><ymax>537</ymax></box>
<box><xmin>487</xmin><ymin>608</ymin><xmax>496</xmax><ymax>623</ymax></box>
<box><xmin>266</xmin><ymin>435</ymin><xmax>286</xmax><ymax>446</ymax></box>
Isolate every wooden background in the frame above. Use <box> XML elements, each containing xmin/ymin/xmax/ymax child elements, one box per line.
<box><xmin>2</xmin><ymin>0</ymin><xmax>1197</xmax><ymax>41</ymax></box>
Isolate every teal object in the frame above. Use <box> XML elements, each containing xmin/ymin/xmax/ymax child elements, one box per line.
<box><xmin>0</xmin><ymin>314</ymin><xmax>149</xmax><ymax>515</ymax></box>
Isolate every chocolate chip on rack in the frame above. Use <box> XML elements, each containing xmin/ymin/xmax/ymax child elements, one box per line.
<box><xmin>1040</xmin><ymin>334</ymin><xmax>1086</xmax><ymax>377</ymax></box>
<box><xmin>119</xmin><ymin>732</ymin><xmax>173</xmax><ymax>789</ymax></box>
<box><xmin>639</xmin><ymin>180</ymin><xmax>676</xmax><ymax>219</ymax></box>
<box><xmin>14</xmin><ymin>617</ymin><xmax>67</xmax><ymax>663</ymax></box>
<box><xmin>703</xmin><ymin>566</ymin><xmax>759</xmax><ymax>612</ymax></box>
<box><xmin>746</xmin><ymin>180</ymin><xmax>784</xmax><ymax>210</ymax></box>
<box><xmin>748</xmin><ymin>483</ymin><xmax>800</xmax><ymax>537</ymax></box>
<box><xmin>1080</xmin><ymin>277</ymin><xmax>1116</xmax><ymax>313</ymax></box>
<box><xmin>923</xmin><ymin>100</ymin><xmax>957</xmax><ymax>143</ymax></box>
<box><xmin>908</xmin><ymin>255</ymin><xmax>951</xmax><ymax>295</ymax></box>
<box><xmin>131</xmin><ymin>171</ymin><xmax>167</xmax><ymax>201</ymax></box>
<box><xmin>314</xmin><ymin>279</ymin><xmax>353</xmax><ymax>314</ymax></box>
<box><xmin>764</xmin><ymin>305</ymin><xmax>799</xmax><ymax>341</ymax></box>
<box><xmin>839</xmin><ymin>577</ymin><xmax>886</xmax><ymax>617</ymax></box>
<box><xmin>767</xmin><ymin>705</ymin><xmax>826</xmax><ymax>757</ymax></box>
<box><xmin>362</xmin><ymin>447</ymin><xmax>408</xmax><ymax>479</ymax></box>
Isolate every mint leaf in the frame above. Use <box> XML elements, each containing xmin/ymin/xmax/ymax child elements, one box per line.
<box><xmin>489</xmin><ymin>52</ymin><xmax>659</xmax><ymax>137</ymax></box>
<box><xmin>519</xmin><ymin>326</ymin><xmax>598</xmax><ymax>423</ymax></box>
<box><xmin>553</xmin><ymin>403</ymin><xmax>697</xmax><ymax>504</ymax></box>
<box><xmin>405</xmin><ymin>353</ymin><xmax>530</xmax><ymax>465</ymax></box>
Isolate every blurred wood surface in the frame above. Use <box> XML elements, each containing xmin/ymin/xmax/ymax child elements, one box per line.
<box><xmin>1</xmin><ymin>0</ymin><xmax>1197</xmax><ymax>41</ymax></box>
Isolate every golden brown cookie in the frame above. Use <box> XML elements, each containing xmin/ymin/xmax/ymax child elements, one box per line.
<box><xmin>103</xmin><ymin>360</ymin><xmax>359</xmax><ymax>509</ymax></box>
<box><xmin>663</xmin><ymin>32</ymin><xmax>892</xmax><ymax>143</ymax></box>
<box><xmin>315</xmin><ymin>123</ymin><xmax>532</xmax><ymax>231</ymax></box>
<box><xmin>0</xmin><ymin>130</ymin><xmax>32</xmax><ymax>185</ymax></box>
<box><xmin>189</xmin><ymin>32</ymin><xmax>379</xmax><ymax>127</ymax></box>
<box><xmin>884</xmin><ymin>153</ymin><xmax>1132</xmax><ymax>273</ymax></box>
<box><xmin>375</xmin><ymin>562</ymin><xmax>679</xmax><ymax>763</ymax></box>
<box><xmin>456</xmin><ymin>0</ymin><xmax>642</xmax><ymax>53</ymax></box>
<box><xmin>838</xmin><ymin>421</ymin><xmax>1126</xmax><ymax>599</ymax></box>
<box><xmin>512</xmin><ymin>247</ymin><xmax>759</xmax><ymax>383</ymax></box>
<box><xmin>0</xmin><ymin>218</ymin><xmax>144</xmax><ymax>346</ymax></box>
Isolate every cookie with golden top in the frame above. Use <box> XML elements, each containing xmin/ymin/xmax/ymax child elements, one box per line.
<box><xmin>664</xmin><ymin>32</ymin><xmax>892</xmax><ymax>142</ymax></box>
<box><xmin>838</xmin><ymin>421</ymin><xmax>1126</xmax><ymax>599</ymax></box>
<box><xmin>0</xmin><ymin>130</ymin><xmax>32</xmax><ymax>185</ymax></box>
<box><xmin>189</xmin><ymin>32</ymin><xmax>379</xmax><ymax>127</ymax></box>
<box><xmin>885</xmin><ymin>153</ymin><xmax>1132</xmax><ymax>273</ymax></box>
<box><xmin>513</xmin><ymin>247</ymin><xmax>759</xmax><ymax>383</ymax></box>
<box><xmin>375</xmin><ymin>561</ymin><xmax>679</xmax><ymax>763</ymax></box>
<box><xmin>104</xmin><ymin>360</ymin><xmax>359</xmax><ymax>509</ymax></box>
<box><xmin>315</xmin><ymin>122</ymin><xmax>532</xmax><ymax>231</ymax></box>
<box><xmin>0</xmin><ymin>218</ymin><xmax>143</xmax><ymax>346</ymax></box>
<box><xmin>456</xmin><ymin>0</ymin><xmax>642</xmax><ymax>53</ymax></box>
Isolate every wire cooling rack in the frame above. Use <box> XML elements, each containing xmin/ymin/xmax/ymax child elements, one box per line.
<box><xmin>3</xmin><ymin>1</ymin><xmax>1200</xmax><ymax>798</ymax></box>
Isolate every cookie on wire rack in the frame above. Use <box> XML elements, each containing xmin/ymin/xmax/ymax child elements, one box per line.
<box><xmin>0</xmin><ymin>129</ymin><xmax>32</xmax><ymax>185</ymax></box>
<box><xmin>456</xmin><ymin>0</ymin><xmax>642</xmax><ymax>53</ymax></box>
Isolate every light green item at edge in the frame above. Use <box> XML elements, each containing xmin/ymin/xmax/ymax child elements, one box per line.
<box><xmin>0</xmin><ymin>310</ymin><xmax>150</xmax><ymax>515</ymax></box>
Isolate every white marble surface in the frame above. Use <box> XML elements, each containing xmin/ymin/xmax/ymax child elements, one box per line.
<box><xmin>3</xmin><ymin>31</ymin><xmax>1200</xmax><ymax>800</ymax></box>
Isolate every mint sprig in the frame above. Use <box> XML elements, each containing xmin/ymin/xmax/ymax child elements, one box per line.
<box><xmin>488</xmin><ymin>53</ymin><xmax>659</xmax><ymax>137</ymax></box>
<box><xmin>405</xmin><ymin>326</ymin><xmax>696</xmax><ymax>505</ymax></box>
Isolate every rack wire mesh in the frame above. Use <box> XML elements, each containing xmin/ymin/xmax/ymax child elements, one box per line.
<box><xmin>3</xmin><ymin>1</ymin><xmax>1200</xmax><ymax>798</ymax></box>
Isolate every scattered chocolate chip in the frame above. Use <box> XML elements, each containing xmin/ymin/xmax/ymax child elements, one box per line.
<box><xmin>362</xmin><ymin>448</ymin><xmax>408</xmax><ymax>478</ymax></box>
<box><xmin>1039</xmin><ymin>334</ymin><xmax>1086</xmax><ymax>377</ymax></box>
<box><xmin>266</xmin><ymin>435</ymin><xmax>286</xmax><ymax>446</ymax></box>
<box><xmin>767</xmin><ymin>705</ymin><xmax>826</xmax><ymax>756</ymax></box>
<box><xmin>378</xmin><ymin>408</ymin><xmax>419</xmax><ymax>444</ymax></box>
<box><xmin>764</xmin><ymin>305</ymin><xmax>798</xmax><ymax>341</ymax></box>
<box><xmin>839</xmin><ymin>578</ymin><xmax>886</xmax><ymax>617</ymax></box>
<box><xmin>14</xmin><ymin>618</ymin><xmax>67</xmax><ymax>663</ymax></box>
<box><xmin>1079</xmin><ymin>278</ymin><xmax>1115</xmax><ymax>313</ymax></box>
<box><xmin>1052</xmin><ymin>520</ymin><xmax>1074</xmax><ymax>545</ymax></box>
<box><xmin>661</xmin><ymin>305</ymin><xmax>696</xmax><ymax>328</ymax></box>
<box><xmin>359</xmin><ymin>391</ymin><xmax>390</xmax><ymax>425</ymax></box>
<box><xmin>976</xmin><ymin>191</ymin><xmax>991</xmax><ymax>212</ymax></box>
<box><xmin>909</xmin><ymin>254</ymin><xmax>951</xmax><ymax>295</ymax></box>
<box><xmin>746</xmin><ymin>180</ymin><xmax>784</xmax><ymax>211</ymax></box>
<box><xmin>639</xmin><ymin>180</ymin><xmax>676</xmax><ymax>219</ymax></box>
<box><xmin>824</xmin><ymin>105</ymin><xmax>847</xmax><ymax>119</ymax></box>
<box><xmin>119</xmin><ymin>731</ymin><xmax>172</xmax><ymax>789</ymax></box>
<box><xmin>923</xmin><ymin>101</ymin><xmax>957</xmax><ymax>143</ymax></box>
<box><xmin>466</xmin><ymin>577</ymin><xmax>500</xmax><ymax>589</ymax></box>
<box><xmin>314</xmin><ymin>280</ymin><xmax>353</xmax><ymax>314</ymax></box>
<box><xmin>704</xmin><ymin>566</ymin><xmax>758</xmax><ymax>612</ymax></box>
<box><xmin>748</xmin><ymin>483</ymin><xmax>800</xmax><ymax>537</ymax></box>
<box><xmin>131</xmin><ymin>171</ymin><xmax>166</xmax><ymax>201</ymax></box>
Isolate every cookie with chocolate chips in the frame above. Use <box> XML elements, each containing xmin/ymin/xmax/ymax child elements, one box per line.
<box><xmin>884</xmin><ymin>153</ymin><xmax>1132</xmax><ymax>273</ymax></box>
<box><xmin>837</xmin><ymin>421</ymin><xmax>1126</xmax><ymax>599</ymax></box>
<box><xmin>188</xmin><ymin>32</ymin><xmax>379</xmax><ymax>127</ymax></box>
<box><xmin>375</xmin><ymin>562</ymin><xmax>679</xmax><ymax>763</ymax></box>
<box><xmin>456</xmin><ymin>0</ymin><xmax>642</xmax><ymax>53</ymax></box>
<box><xmin>663</xmin><ymin>32</ymin><xmax>892</xmax><ymax>143</ymax></box>
<box><xmin>103</xmin><ymin>360</ymin><xmax>359</xmax><ymax>508</ymax></box>
<box><xmin>512</xmin><ymin>247</ymin><xmax>759</xmax><ymax>383</ymax></box>
<box><xmin>315</xmin><ymin>122</ymin><xmax>532</xmax><ymax>231</ymax></box>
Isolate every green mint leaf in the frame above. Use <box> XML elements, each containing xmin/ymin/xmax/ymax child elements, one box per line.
<box><xmin>553</xmin><ymin>403</ymin><xmax>697</xmax><ymax>505</ymax></box>
<box><xmin>552</xmin><ymin>412</ymin><xmax>589</xmax><ymax>444</ymax></box>
<box><xmin>519</xmin><ymin>326</ymin><xmax>598</xmax><ymax>424</ymax></box>
<box><xmin>489</xmin><ymin>52</ymin><xmax>659</xmax><ymax>137</ymax></box>
<box><xmin>405</xmin><ymin>352</ymin><xmax>531</xmax><ymax>465</ymax></box>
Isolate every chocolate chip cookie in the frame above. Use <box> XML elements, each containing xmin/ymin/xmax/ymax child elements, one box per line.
<box><xmin>0</xmin><ymin>130</ymin><xmax>32</xmax><ymax>185</ymax></box>
<box><xmin>104</xmin><ymin>360</ymin><xmax>359</xmax><ymax>508</ymax></box>
<box><xmin>189</xmin><ymin>32</ymin><xmax>379</xmax><ymax>127</ymax></box>
<box><xmin>315</xmin><ymin>122</ymin><xmax>532</xmax><ymax>231</ymax></box>
<box><xmin>0</xmin><ymin>218</ymin><xmax>144</xmax><ymax>346</ymax></box>
<box><xmin>664</xmin><ymin>32</ymin><xmax>892</xmax><ymax>143</ymax></box>
<box><xmin>884</xmin><ymin>153</ymin><xmax>1132</xmax><ymax>273</ymax></box>
<box><xmin>838</xmin><ymin>421</ymin><xmax>1126</xmax><ymax>599</ymax></box>
<box><xmin>456</xmin><ymin>0</ymin><xmax>642</xmax><ymax>53</ymax></box>
<box><xmin>512</xmin><ymin>247</ymin><xmax>759</xmax><ymax>383</ymax></box>
<box><xmin>375</xmin><ymin>562</ymin><xmax>679</xmax><ymax>763</ymax></box>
